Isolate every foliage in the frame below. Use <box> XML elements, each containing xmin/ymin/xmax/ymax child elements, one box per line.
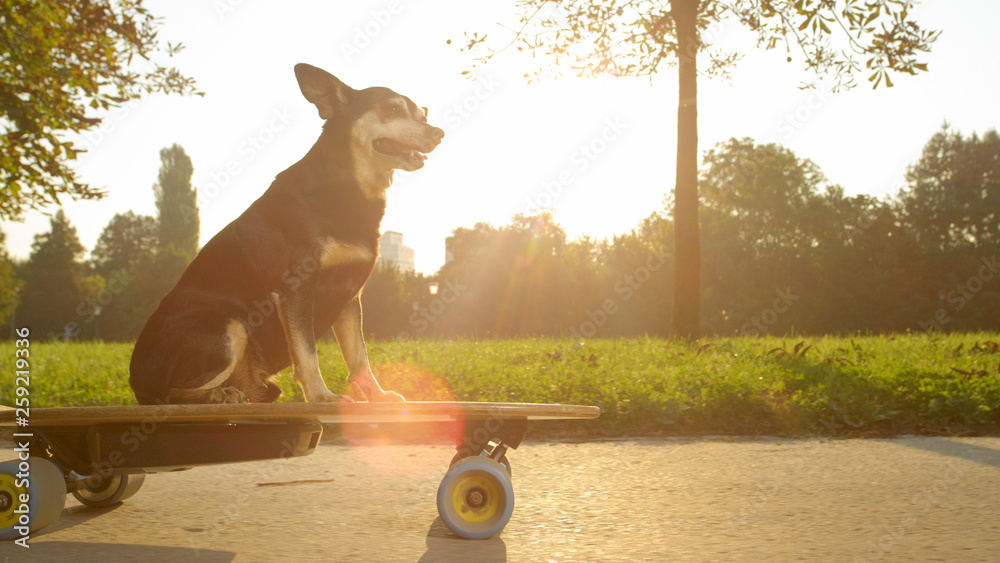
<box><xmin>5</xmin><ymin>334</ymin><xmax>999</xmax><ymax>437</ymax></box>
<box><xmin>0</xmin><ymin>231</ymin><xmax>21</xmax><ymax>336</ymax></box>
<box><xmin>900</xmin><ymin>126</ymin><xmax>1000</xmax><ymax>253</ymax></box>
<box><xmin>0</xmin><ymin>0</ymin><xmax>201</xmax><ymax>221</ymax></box>
<box><xmin>91</xmin><ymin>211</ymin><xmax>158</xmax><ymax>278</ymax></box>
<box><xmin>360</xmin><ymin>263</ymin><xmax>437</xmax><ymax>341</ymax></box>
<box><xmin>45</xmin><ymin>144</ymin><xmax>198</xmax><ymax>342</ymax></box>
<box><xmin>460</xmin><ymin>0</ymin><xmax>941</xmax><ymax>342</ymax></box>
<box><xmin>437</xmin><ymin>213</ymin><xmax>574</xmax><ymax>336</ymax></box>
<box><xmin>7</xmin><ymin>127</ymin><xmax>998</xmax><ymax>341</ymax></box>
<box><xmin>17</xmin><ymin>210</ymin><xmax>86</xmax><ymax>340</ymax></box>
<box><xmin>154</xmin><ymin>144</ymin><xmax>199</xmax><ymax>259</ymax></box>
<box><xmin>462</xmin><ymin>0</ymin><xmax>939</xmax><ymax>90</ymax></box>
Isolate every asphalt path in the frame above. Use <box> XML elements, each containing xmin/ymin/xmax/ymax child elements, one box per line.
<box><xmin>2</xmin><ymin>436</ymin><xmax>999</xmax><ymax>562</ymax></box>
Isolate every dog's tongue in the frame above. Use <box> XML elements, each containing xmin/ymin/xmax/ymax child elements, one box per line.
<box><xmin>410</xmin><ymin>150</ymin><xmax>427</xmax><ymax>162</ymax></box>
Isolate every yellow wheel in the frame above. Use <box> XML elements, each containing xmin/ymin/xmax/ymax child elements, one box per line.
<box><xmin>437</xmin><ymin>456</ymin><xmax>514</xmax><ymax>539</ymax></box>
<box><xmin>0</xmin><ymin>458</ymin><xmax>66</xmax><ymax>541</ymax></box>
<box><xmin>73</xmin><ymin>473</ymin><xmax>145</xmax><ymax>508</ymax></box>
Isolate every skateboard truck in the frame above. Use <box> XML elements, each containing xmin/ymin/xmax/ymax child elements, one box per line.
<box><xmin>451</xmin><ymin>416</ymin><xmax>526</xmax><ymax>471</ymax></box>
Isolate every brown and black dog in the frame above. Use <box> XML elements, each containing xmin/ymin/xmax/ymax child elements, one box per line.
<box><xmin>129</xmin><ymin>64</ymin><xmax>444</xmax><ymax>404</ymax></box>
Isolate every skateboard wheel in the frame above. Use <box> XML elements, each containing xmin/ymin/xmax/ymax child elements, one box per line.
<box><xmin>449</xmin><ymin>451</ymin><xmax>511</xmax><ymax>477</ymax></box>
<box><xmin>436</xmin><ymin>456</ymin><xmax>514</xmax><ymax>540</ymax></box>
<box><xmin>73</xmin><ymin>473</ymin><xmax>145</xmax><ymax>508</ymax></box>
<box><xmin>0</xmin><ymin>457</ymin><xmax>67</xmax><ymax>540</ymax></box>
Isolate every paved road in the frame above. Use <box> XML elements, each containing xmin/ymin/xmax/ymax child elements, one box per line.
<box><xmin>2</xmin><ymin>436</ymin><xmax>999</xmax><ymax>562</ymax></box>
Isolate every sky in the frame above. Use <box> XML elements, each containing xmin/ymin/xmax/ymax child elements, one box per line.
<box><xmin>4</xmin><ymin>0</ymin><xmax>999</xmax><ymax>274</ymax></box>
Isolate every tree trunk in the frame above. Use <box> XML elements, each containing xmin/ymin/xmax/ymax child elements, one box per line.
<box><xmin>670</xmin><ymin>0</ymin><xmax>701</xmax><ymax>340</ymax></box>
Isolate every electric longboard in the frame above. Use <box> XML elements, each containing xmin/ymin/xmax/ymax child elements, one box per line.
<box><xmin>0</xmin><ymin>401</ymin><xmax>599</xmax><ymax>540</ymax></box>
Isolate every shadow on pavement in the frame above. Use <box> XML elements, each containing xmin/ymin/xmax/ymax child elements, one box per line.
<box><xmin>0</xmin><ymin>541</ymin><xmax>235</xmax><ymax>562</ymax></box>
<box><xmin>891</xmin><ymin>436</ymin><xmax>1000</xmax><ymax>469</ymax></box>
<box><xmin>418</xmin><ymin>517</ymin><xmax>507</xmax><ymax>562</ymax></box>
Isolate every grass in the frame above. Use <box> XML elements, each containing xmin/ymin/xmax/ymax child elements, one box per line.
<box><xmin>3</xmin><ymin>333</ymin><xmax>1000</xmax><ymax>437</ymax></box>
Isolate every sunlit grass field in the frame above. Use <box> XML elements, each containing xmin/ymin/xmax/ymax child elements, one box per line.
<box><xmin>4</xmin><ymin>333</ymin><xmax>1000</xmax><ymax>437</ymax></box>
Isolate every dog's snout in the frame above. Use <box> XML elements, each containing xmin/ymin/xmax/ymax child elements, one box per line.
<box><xmin>429</xmin><ymin>126</ymin><xmax>444</xmax><ymax>143</ymax></box>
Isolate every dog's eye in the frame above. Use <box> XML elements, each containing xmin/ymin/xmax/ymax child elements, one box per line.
<box><xmin>381</xmin><ymin>103</ymin><xmax>403</xmax><ymax>119</ymax></box>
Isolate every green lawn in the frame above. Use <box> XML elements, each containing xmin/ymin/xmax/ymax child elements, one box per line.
<box><xmin>4</xmin><ymin>333</ymin><xmax>1000</xmax><ymax>437</ymax></box>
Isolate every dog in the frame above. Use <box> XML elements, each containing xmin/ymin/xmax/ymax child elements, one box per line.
<box><xmin>129</xmin><ymin>63</ymin><xmax>444</xmax><ymax>404</ymax></box>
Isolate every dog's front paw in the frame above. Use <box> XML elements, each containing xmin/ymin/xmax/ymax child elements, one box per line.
<box><xmin>374</xmin><ymin>389</ymin><xmax>406</xmax><ymax>402</ymax></box>
<box><xmin>350</xmin><ymin>381</ymin><xmax>406</xmax><ymax>402</ymax></box>
<box><xmin>306</xmin><ymin>389</ymin><xmax>355</xmax><ymax>403</ymax></box>
<box><xmin>213</xmin><ymin>386</ymin><xmax>249</xmax><ymax>404</ymax></box>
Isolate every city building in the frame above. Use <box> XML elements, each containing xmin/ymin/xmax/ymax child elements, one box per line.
<box><xmin>378</xmin><ymin>231</ymin><xmax>415</xmax><ymax>272</ymax></box>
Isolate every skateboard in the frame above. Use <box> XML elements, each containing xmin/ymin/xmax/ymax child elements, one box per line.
<box><xmin>0</xmin><ymin>401</ymin><xmax>599</xmax><ymax>541</ymax></box>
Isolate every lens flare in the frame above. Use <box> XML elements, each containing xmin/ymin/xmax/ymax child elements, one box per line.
<box><xmin>340</xmin><ymin>363</ymin><xmax>464</xmax><ymax>476</ymax></box>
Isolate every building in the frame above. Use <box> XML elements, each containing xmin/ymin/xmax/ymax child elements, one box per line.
<box><xmin>378</xmin><ymin>231</ymin><xmax>415</xmax><ymax>272</ymax></box>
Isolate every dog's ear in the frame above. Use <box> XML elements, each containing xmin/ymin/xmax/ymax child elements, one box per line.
<box><xmin>421</xmin><ymin>106</ymin><xmax>429</xmax><ymax>119</ymax></box>
<box><xmin>294</xmin><ymin>64</ymin><xmax>353</xmax><ymax>120</ymax></box>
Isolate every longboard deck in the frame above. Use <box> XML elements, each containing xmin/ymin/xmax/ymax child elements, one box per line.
<box><xmin>0</xmin><ymin>402</ymin><xmax>600</xmax><ymax>427</ymax></box>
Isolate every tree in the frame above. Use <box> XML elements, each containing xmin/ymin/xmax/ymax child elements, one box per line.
<box><xmin>83</xmin><ymin>211</ymin><xmax>157</xmax><ymax>340</ymax></box>
<box><xmin>154</xmin><ymin>144</ymin><xmax>199</xmax><ymax>259</ymax></box>
<box><xmin>18</xmin><ymin>210</ymin><xmax>85</xmax><ymax>339</ymax></box>
<box><xmin>0</xmin><ymin>0</ymin><xmax>201</xmax><ymax>221</ymax></box>
<box><xmin>461</xmin><ymin>0</ymin><xmax>940</xmax><ymax>339</ymax></box>
<box><xmin>699</xmin><ymin>137</ymin><xmax>829</xmax><ymax>258</ymax></box>
<box><xmin>91</xmin><ymin>211</ymin><xmax>158</xmax><ymax>278</ymax></box>
<box><xmin>0</xmin><ymin>231</ymin><xmax>21</xmax><ymax>338</ymax></box>
<box><xmin>360</xmin><ymin>263</ymin><xmax>421</xmax><ymax>340</ymax></box>
<box><xmin>899</xmin><ymin>125</ymin><xmax>1000</xmax><ymax>253</ymax></box>
<box><xmin>437</xmin><ymin>213</ymin><xmax>570</xmax><ymax>336</ymax></box>
<box><xmin>697</xmin><ymin>138</ymin><xmax>829</xmax><ymax>333</ymax></box>
<box><xmin>98</xmin><ymin>145</ymin><xmax>201</xmax><ymax>340</ymax></box>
